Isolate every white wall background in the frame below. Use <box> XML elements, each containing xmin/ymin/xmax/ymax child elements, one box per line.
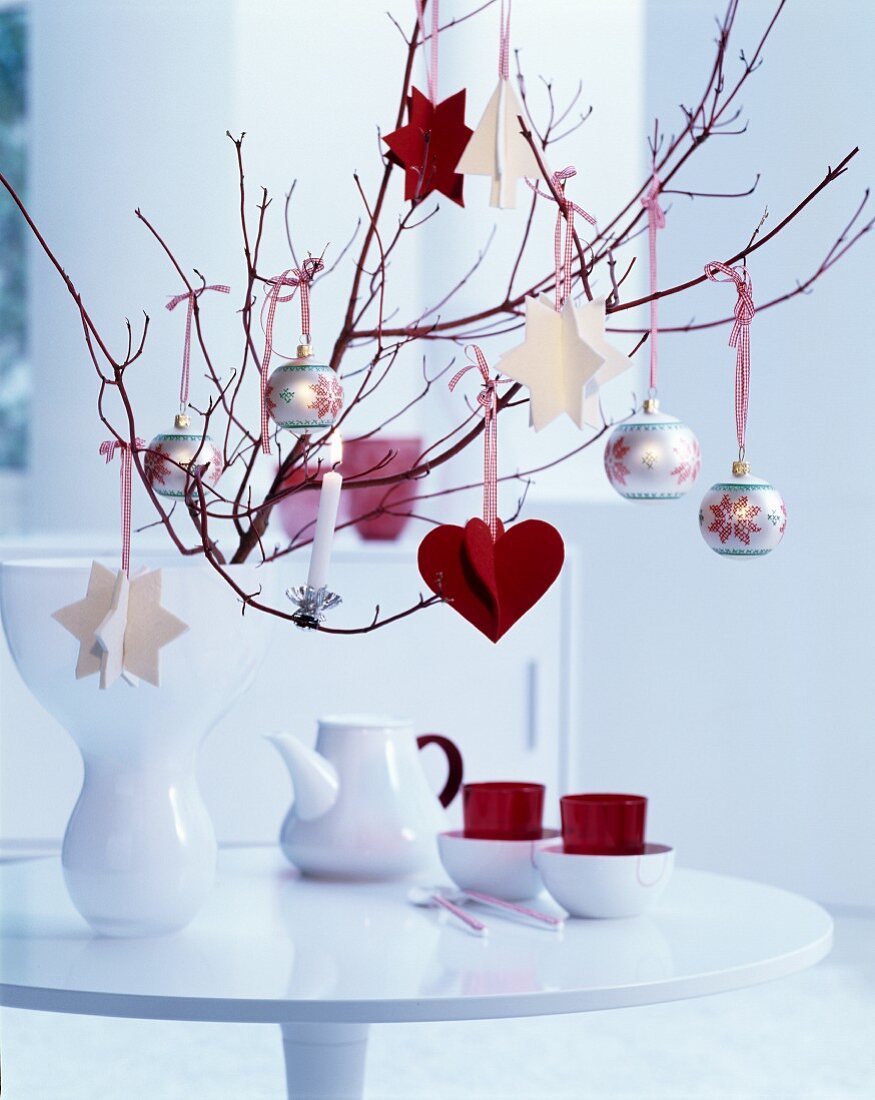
<box><xmin>543</xmin><ymin>0</ymin><xmax>875</xmax><ymax>907</ymax></box>
<box><xmin>0</xmin><ymin>3</ymin><xmax>637</xmax><ymax>842</ymax></box>
<box><xmin>2</xmin><ymin>1</ymin><xmax>873</xmax><ymax>908</ymax></box>
<box><xmin>20</xmin><ymin>0</ymin><xmax>644</xmax><ymax>540</ymax></box>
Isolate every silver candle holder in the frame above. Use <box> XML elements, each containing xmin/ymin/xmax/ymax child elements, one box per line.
<box><xmin>286</xmin><ymin>584</ymin><xmax>343</xmax><ymax>630</ymax></box>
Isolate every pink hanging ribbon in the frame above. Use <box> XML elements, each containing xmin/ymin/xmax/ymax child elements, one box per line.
<box><xmin>166</xmin><ymin>284</ymin><xmax>230</xmax><ymax>410</ymax></box>
<box><xmin>449</xmin><ymin>345</ymin><xmax>507</xmax><ymax>542</ymax></box>
<box><xmin>705</xmin><ymin>260</ymin><xmax>756</xmax><ymax>456</ymax></box>
<box><xmin>100</xmin><ymin>438</ymin><xmax>145</xmax><ymax>576</ymax></box>
<box><xmin>641</xmin><ymin>173</ymin><xmax>665</xmax><ymax>393</ymax></box>
<box><xmin>498</xmin><ymin>0</ymin><xmax>511</xmax><ymax>80</ymax></box>
<box><xmin>259</xmin><ymin>258</ymin><xmax>324</xmax><ymax>455</ymax></box>
<box><xmin>526</xmin><ymin>166</ymin><xmax>596</xmax><ymax>310</ymax></box>
<box><xmin>414</xmin><ymin>0</ymin><xmax>440</xmax><ymax>105</ymax></box>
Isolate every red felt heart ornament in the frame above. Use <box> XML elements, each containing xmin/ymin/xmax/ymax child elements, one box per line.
<box><xmin>418</xmin><ymin>520</ymin><xmax>500</xmax><ymax>640</ymax></box>
<box><xmin>418</xmin><ymin>517</ymin><xmax>565</xmax><ymax>643</ymax></box>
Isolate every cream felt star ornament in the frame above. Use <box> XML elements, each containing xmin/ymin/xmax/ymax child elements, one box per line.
<box><xmin>458</xmin><ymin>78</ymin><xmax>547</xmax><ymax>209</ymax></box>
<box><xmin>52</xmin><ymin>560</ymin><xmax>117</xmax><ymax>680</ymax></box>
<box><xmin>497</xmin><ymin>294</ymin><xmax>605</xmax><ymax>430</ymax></box>
<box><xmin>123</xmin><ymin>569</ymin><xmax>188</xmax><ymax>686</ymax></box>
<box><xmin>94</xmin><ymin>568</ymin><xmax>137</xmax><ymax>689</ymax></box>
<box><xmin>575</xmin><ymin>297</ymin><xmax>633</xmax><ymax>427</ymax></box>
<box><xmin>53</xmin><ymin>561</ymin><xmax>188</xmax><ymax>690</ymax></box>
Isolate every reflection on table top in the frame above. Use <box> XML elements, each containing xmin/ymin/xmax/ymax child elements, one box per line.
<box><xmin>0</xmin><ymin>847</ymin><xmax>832</xmax><ymax>1024</ymax></box>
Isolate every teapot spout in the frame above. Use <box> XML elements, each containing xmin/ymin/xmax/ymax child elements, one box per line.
<box><xmin>264</xmin><ymin>734</ymin><xmax>339</xmax><ymax>821</ymax></box>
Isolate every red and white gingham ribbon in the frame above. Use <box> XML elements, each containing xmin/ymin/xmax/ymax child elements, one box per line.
<box><xmin>166</xmin><ymin>284</ymin><xmax>230</xmax><ymax>410</ymax></box>
<box><xmin>100</xmin><ymin>437</ymin><xmax>145</xmax><ymax>575</ymax></box>
<box><xmin>526</xmin><ymin>166</ymin><xmax>596</xmax><ymax>310</ymax></box>
<box><xmin>414</xmin><ymin>0</ymin><xmax>440</xmax><ymax>105</ymax></box>
<box><xmin>259</xmin><ymin>258</ymin><xmax>324</xmax><ymax>455</ymax></box>
<box><xmin>498</xmin><ymin>0</ymin><xmax>511</xmax><ymax>80</ymax></box>
<box><xmin>641</xmin><ymin>173</ymin><xmax>665</xmax><ymax>393</ymax></box>
<box><xmin>449</xmin><ymin>345</ymin><xmax>507</xmax><ymax>542</ymax></box>
<box><xmin>705</xmin><ymin>260</ymin><xmax>756</xmax><ymax>456</ymax></box>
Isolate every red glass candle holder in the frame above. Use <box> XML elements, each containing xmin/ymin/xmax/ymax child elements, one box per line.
<box><xmin>275</xmin><ymin>463</ymin><xmax>320</xmax><ymax>544</ymax></box>
<box><xmin>342</xmin><ymin>436</ymin><xmax>423</xmax><ymax>541</ymax></box>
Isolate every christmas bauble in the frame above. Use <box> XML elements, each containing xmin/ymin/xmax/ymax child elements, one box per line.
<box><xmin>145</xmin><ymin>415</ymin><xmax>224</xmax><ymax>498</ymax></box>
<box><xmin>604</xmin><ymin>399</ymin><xmax>700</xmax><ymax>500</ymax></box>
<box><xmin>699</xmin><ymin>463</ymin><xmax>786</xmax><ymax>557</ymax></box>
<box><xmin>266</xmin><ymin>351</ymin><xmax>344</xmax><ymax>432</ymax></box>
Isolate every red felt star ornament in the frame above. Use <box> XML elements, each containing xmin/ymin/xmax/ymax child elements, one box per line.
<box><xmin>383</xmin><ymin>86</ymin><xmax>473</xmax><ymax>207</ymax></box>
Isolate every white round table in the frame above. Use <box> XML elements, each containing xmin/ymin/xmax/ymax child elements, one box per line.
<box><xmin>0</xmin><ymin>847</ymin><xmax>832</xmax><ymax>1099</ymax></box>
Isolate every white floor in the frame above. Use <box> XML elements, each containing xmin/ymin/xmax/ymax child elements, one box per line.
<box><xmin>1</xmin><ymin>908</ymin><xmax>873</xmax><ymax>1099</ymax></box>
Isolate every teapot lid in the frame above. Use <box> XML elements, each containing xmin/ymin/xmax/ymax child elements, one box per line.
<box><xmin>318</xmin><ymin>714</ymin><xmax>412</xmax><ymax>731</ymax></box>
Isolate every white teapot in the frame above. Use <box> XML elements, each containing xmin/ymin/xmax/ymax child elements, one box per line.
<box><xmin>266</xmin><ymin>715</ymin><xmax>464</xmax><ymax>880</ymax></box>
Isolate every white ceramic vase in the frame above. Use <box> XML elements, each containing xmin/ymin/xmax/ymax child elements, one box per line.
<box><xmin>0</xmin><ymin>558</ymin><xmax>277</xmax><ymax>937</ymax></box>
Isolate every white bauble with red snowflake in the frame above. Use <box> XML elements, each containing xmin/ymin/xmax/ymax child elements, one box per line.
<box><xmin>145</xmin><ymin>415</ymin><xmax>224</xmax><ymax>499</ymax></box>
<box><xmin>699</xmin><ymin>466</ymin><xmax>786</xmax><ymax>557</ymax></box>
<box><xmin>604</xmin><ymin>401</ymin><xmax>700</xmax><ymax>500</ymax></box>
<box><xmin>266</xmin><ymin>357</ymin><xmax>344</xmax><ymax>433</ymax></box>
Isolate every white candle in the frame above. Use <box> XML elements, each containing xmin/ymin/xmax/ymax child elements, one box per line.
<box><xmin>306</xmin><ymin>433</ymin><xmax>343</xmax><ymax>591</ymax></box>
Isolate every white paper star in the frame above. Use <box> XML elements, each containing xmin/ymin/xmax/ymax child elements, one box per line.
<box><xmin>574</xmin><ymin>297</ymin><xmax>633</xmax><ymax>427</ymax></box>
<box><xmin>52</xmin><ymin>561</ymin><xmax>116</xmax><ymax>680</ymax></box>
<box><xmin>53</xmin><ymin>561</ymin><xmax>189</xmax><ymax>690</ymax></box>
<box><xmin>497</xmin><ymin>295</ymin><xmax>605</xmax><ymax>430</ymax></box>
<box><xmin>94</xmin><ymin>568</ymin><xmax>136</xmax><ymax>689</ymax></box>
<box><xmin>458</xmin><ymin>78</ymin><xmax>547</xmax><ymax>209</ymax></box>
<box><xmin>123</xmin><ymin>569</ymin><xmax>188</xmax><ymax>686</ymax></box>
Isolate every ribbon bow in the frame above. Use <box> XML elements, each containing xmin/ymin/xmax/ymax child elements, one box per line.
<box><xmin>526</xmin><ymin>166</ymin><xmax>596</xmax><ymax>310</ymax></box>
<box><xmin>526</xmin><ymin>166</ymin><xmax>597</xmax><ymax>223</ymax></box>
<box><xmin>640</xmin><ymin>174</ymin><xmax>666</xmax><ymax>229</ymax></box>
<box><xmin>705</xmin><ymin>260</ymin><xmax>756</xmax><ymax>456</ymax></box>
<box><xmin>641</xmin><ymin>173</ymin><xmax>665</xmax><ymax>392</ymax></box>
<box><xmin>449</xmin><ymin>345</ymin><xmax>506</xmax><ymax>541</ymax></box>
<box><xmin>259</xmin><ymin>258</ymin><xmax>325</xmax><ymax>455</ymax></box>
<box><xmin>100</xmin><ymin>437</ymin><xmax>146</xmax><ymax>575</ymax></box>
<box><xmin>166</xmin><ymin>284</ymin><xmax>230</xmax><ymax>411</ymax></box>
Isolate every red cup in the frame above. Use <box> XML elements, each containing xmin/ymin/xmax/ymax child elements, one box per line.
<box><xmin>560</xmin><ymin>793</ymin><xmax>647</xmax><ymax>855</ymax></box>
<box><xmin>463</xmin><ymin>782</ymin><xmax>545</xmax><ymax>841</ymax></box>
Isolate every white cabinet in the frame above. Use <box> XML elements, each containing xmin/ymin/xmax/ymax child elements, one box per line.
<box><xmin>0</xmin><ymin>540</ymin><xmax>574</xmax><ymax>844</ymax></box>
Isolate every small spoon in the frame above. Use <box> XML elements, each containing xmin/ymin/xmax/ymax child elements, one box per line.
<box><xmin>407</xmin><ymin>886</ymin><xmax>488</xmax><ymax>936</ymax></box>
<box><xmin>457</xmin><ymin>889</ymin><xmax>564</xmax><ymax>930</ymax></box>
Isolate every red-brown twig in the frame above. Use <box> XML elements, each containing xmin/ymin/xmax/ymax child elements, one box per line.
<box><xmin>0</xmin><ymin>0</ymin><xmax>870</xmax><ymax>633</ymax></box>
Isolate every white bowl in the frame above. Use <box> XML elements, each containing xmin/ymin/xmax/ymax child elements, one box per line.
<box><xmin>437</xmin><ymin>829</ymin><xmax>560</xmax><ymax>901</ymax></box>
<box><xmin>535</xmin><ymin>843</ymin><xmax>675</xmax><ymax>919</ymax></box>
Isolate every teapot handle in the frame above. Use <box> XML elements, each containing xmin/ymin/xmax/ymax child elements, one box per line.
<box><xmin>416</xmin><ymin>734</ymin><xmax>464</xmax><ymax>808</ymax></box>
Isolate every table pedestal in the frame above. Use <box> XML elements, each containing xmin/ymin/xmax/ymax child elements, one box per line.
<box><xmin>280</xmin><ymin>1022</ymin><xmax>371</xmax><ymax>1100</ymax></box>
